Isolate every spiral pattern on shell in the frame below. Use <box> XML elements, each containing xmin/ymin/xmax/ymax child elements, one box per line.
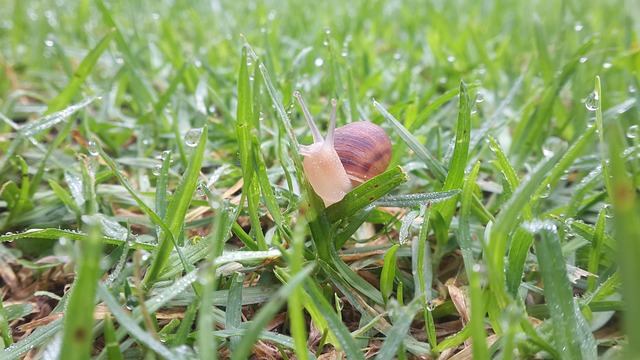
<box><xmin>333</xmin><ymin>121</ymin><xmax>392</xmax><ymax>186</ymax></box>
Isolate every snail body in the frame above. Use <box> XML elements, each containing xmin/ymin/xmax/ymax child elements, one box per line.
<box><xmin>294</xmin><ymin>91</ymin><xmax>392</xmax><ymax>206</ymax></box>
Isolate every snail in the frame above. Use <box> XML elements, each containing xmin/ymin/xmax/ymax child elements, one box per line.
<box><xmin>294</xmin><ymin>91</ymin><xmax>392</xmax><ymax>206</ymax></box>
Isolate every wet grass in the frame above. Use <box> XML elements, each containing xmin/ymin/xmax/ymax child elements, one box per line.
<box><xmin>1</xmin><ymin>0</ymin><xmax>639</xmax><ymax>358</ymax></box>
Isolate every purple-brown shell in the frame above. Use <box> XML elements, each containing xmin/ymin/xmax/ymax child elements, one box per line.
<box><xmin>333</xmin><ymin>122</ymin><xmax>392</xmax><ymax>186</ymax></box>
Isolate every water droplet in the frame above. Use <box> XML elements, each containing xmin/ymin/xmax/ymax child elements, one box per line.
<box><xmin>161</xmin><ymin>150</ymin><xmax>171</xmax><ymax>160</ymax></box>
<box><xmin>488</xmin><ymin>140</ymin><xmax>500</xmax><ymax>152</ymax></box>
<box><xmin>314</xmin><ymin>57</ymin><xmax>324</xmax><ymax>67</ymax></box>
<box><xmin>87</xmin><ymin>141</ymin><xmax>99</xmax><ymax>156</ymax></box>
<box><xmin>152</xmin><ymin>164</ymin><xmax>162</xmax><ymax>176</ymax></box>
<box><xmin>246</xmin><ymin>57</ymin><xmax>252</xmax><ymax>66</ymax></box>
<box><xmin>426</xmin><ymin>301</ymin><xmax>435</xmax><ymax>311</ymax></box>
<box><xmin>142</xmin><ymin>139</ymin><xmax>151</xmax><ymax>145</ymax></box>
<box><xmin>574</xmin><ymin>23</ymin><xmax>584</xmax><ymax>31</ymax></box>
<box><xmin>629</xmin><ymin>86</ymin><xmax>637</xmax><ymax>94</ymax></box>
<box><xmin>540</xmin><ymin>183</ymin><xmax>551</xmax><ymax>198</ymax></box>
<box><xmin>579</xmin><ymin>57</ymin><xmax>588</xmax><ymax>63</ymax></box>
<box><xmin>626</xmin><ymin>125</ymin><xmax>638</xmax><ymax>139</ymax></box>
<box><xmin>446</xmin><ymin>55</ymin><xmax>455</xmax><ymax>63</ymax></box>
<box><xmin>472</xmin><ymin>263</ymin><xmax>482</xmax><ymax>273</ymax></box>
<box><xmin>127</xmin><ymin>239</ymin><xmax>136</xmax><ymax>247</ymax></box>
<box><xmin>196</xmin><ymin>184</ymin><xmax>205</xmax><ymax>197</ymax></box>
<box><xmin>393</xmin><ymin>53</ymin><xmax>401</xmax><ymax>60</ymax></box>
<box><xmin>341</xmin><ymin>50</ymin><xmax>348</xmax><ymax>57</ymax></box>
<box><xmin>184</xmin><ymin>128</ymin><xmax>203</xmax><ymax>147</ymax></box>
<box><xmin>476</xmin><ymin>93</ymin><xmax>485</xmax><ymax>103</ymax></box>
<box><xmin>542</xmin><ymin>136</ymin><xmax>565</xmax><ymax>157</ymax></box>
<box><xmin>584</xmin><ymin>91</ymin><xmax>599</xmax><ymax>111</ymax></box>
<box><xmin>44</xmin><ymin>39</ymin><xmax>54</xmax><ymax>47</ymax></box>
<box><xmin>603</xmin><ymin>203</ymin><xmax>614</xmax><ymax>218</ymax></box>
<box><xmin>602</xmin><ymin>62</ymin><xmax>612</xmax><ymax>69</ymax></box>
<box><xmin>114</xmin><ymin>57</ymin><xmax>124</xmax><ymax>65</ymax></box>
<box><xmin>140</xmin><ymin>251</ymin><xmax>150</xmax><ymax>261</ymax></box>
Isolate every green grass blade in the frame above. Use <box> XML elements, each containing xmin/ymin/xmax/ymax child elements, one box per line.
<box><xmin>225</xmin><ymin>272</ymin><xmax>244</xmax><ymax>352</ymax></box>
<box><xmin>469</xmin><ymin>264</ymin><xmax>489</xmax><ymax>359</ymax></box>
<box><xmin>0</xmin><ymin>228</ymin><xmax>153</xmax><ymax>250</ymax></box>
<box><xmin>488</xmin><ymin>150</ymin><xmax>564</xmax><ymax>307</ymax></box>
<box><xmin>44</xmin><ymin>31</ymin><xmax>115</xmax><ymax>115</ymax></box>
<box><xmin>142</xmin><ymin>126</ymin><xmax>207</xmax><ymax>288</ymax></box>
<box><xmin>432</xmin><ymin>81</ymin><xmax>471</xmax><ymax>225</ymax></box>
<box><xmin>380</xmin><ymin>244</ymin><xmax>400</xmax><ymax>304</ymax></box>
<box><xmin>237</xmin><ymin>46</ymin><xmax>266</xmax><ymax>250</ymax></box>
<box><xmin>0</xmin><ymin>318</ymin><xmax>63</xmax><ymax>359</ymax></box>
<box><xmin>586</xmin><ymin>209</ymin><xmax>606</xmax><ymax>292</ymax></box>
<box><xmin>97</xmin><ymin>284</ymin><xmax>178</xmax><ymax>359</ymax></box>
<box><xmin>303</xmin><ymin>278</ymin><xmax>366</xmax><ymax>360</ymax></box>
<box><xmin>326</xmin><ymin>165</ymin><xmax>409</xmax><ymax>223</ymax></box>
<box><xmin>458</xmin><ymin>161</ymin><xmax>481</xmax><ymax>275</ymax></box>
<box><xmin>230</xmin><ymin>264</ymin><xmax>315</xmax><ymax>360</ymax></box>
<box><xmin>608</xmin><ymin>122</ymin><xmax>640</xmax><ymax>356</ymax></box>
<box><xmin>526</xmin><ymin>221</ymin><xmax>597</xmax><ymax>360</ymax></box>
<box><xmin>373</xmin><ymin>100</ymin><xmax>447</xmax><ymax>182</ymax></box>
<box><xmin>60</xmin><ymin>225</ymin><xmax>103</xmax><ymax>360</ymax></box>
<box><xmin>102</xmin><ymin>316</ymin><xmax>124</xmax><ymax>360</ymax></box>
<box><xmin>510</xmin><ymin>37</ymin><xmax>597</xmax><ymax>162</ymax></box>
<box><xmin>374</xmin><ymin>298</ymin><xmax>423</xmax><ymax>360</ymax></box>
<box><xmin>372</xmin><ymin>190</ymin><xmax>460</xmax><ymax>208</ymax></box>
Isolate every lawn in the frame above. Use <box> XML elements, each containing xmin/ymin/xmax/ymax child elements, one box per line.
<box><xmin>1</xmin><ymin>0</ymin><xmax>639</xmax><ymax>358</ymax></box>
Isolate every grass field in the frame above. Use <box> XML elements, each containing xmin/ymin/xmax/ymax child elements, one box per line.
<box><xmin>1</xmin><ymin>0</ymin><xmax>640</xmax><ymax>358</ymax></box>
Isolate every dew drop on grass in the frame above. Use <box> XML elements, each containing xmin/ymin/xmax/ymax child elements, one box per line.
<box><xmin>476</xmin><ymin>92</ymin><xmax>485</xmax><ymax>103</ymax></box>
<box><xmin>603</xmin><ymin>203</ymin><xmax>614</xmax><ymax>218</ymax></box>
<box><xmin>161</xmin><ymin>150</ymin><xmax>171</xmax><ymax>160</ymax></box>
<box><xmin>626</xmin><ymin>125</ymin><xmax>638</xmax><ymax>139</ymax></box>
<box><xmin>88</xmin><ymin>141</ymin><xmax>99</xmax><ymax>156</ymax></box>
<box><xmin>542</xmin><ymin>136</ymin><xmax>566</xmax><ymax>157</ymax></box>
<box><xmin>540</xmin><ymin>183</ymin><xmax>551</xmax><ymax>199</ymax></box>
<box><xmin>584</xmin><ymin>91</ymin><xmax>599</xmax><ymax>111</ymax></box>
<box><xmin>314</xmin><ymin>57</ymin><xmax>324</xmax><ymax>67</ymax></box>
<box><xmin>426</xmin><ymin>301</ymin><xmax>435</xmax><ymax>312</ymax></box>
<box><xmin>196</xmin><ymin>184</ymin><xmax>205</xmax><ymax>197</ymax></box>
<box><xmin>184</xmin><ymin>128</ymin><xmax>203</xmax><ymax>147</ymax></box>
<box><xmin>152</xmin><ymin>164</ymin><xmax>162</xmax><ymax>176</ymax></box>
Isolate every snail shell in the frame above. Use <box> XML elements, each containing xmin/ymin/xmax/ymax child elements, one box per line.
<box><xmin>334</xmin><ymin>122</ymin><xmax>392</xmax><ymax>186</ymax></box>
<box><xmin>294</xmin><ymin>91</ymin><xmax>392</xmax><ymax>206</ymax></box>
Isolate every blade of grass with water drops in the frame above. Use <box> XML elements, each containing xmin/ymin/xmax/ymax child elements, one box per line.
<box><xmin>510</xmin><ymin>37</ymin><xmax>597</xmax><ymax>162</ymax></box>
<box><xmin>373</xmin><ymin>99</ymin><xmax>447</xmax><ymax>182</ymax></box>
<box><xmin>230</xmin><ymin>264</ymin><xmax>316</xmax><ymax>360</ymax></box>
<box><xmin>488</xmin><ymin>149</ymin><xmax>564</xmax><ymax>307</ymax></box>
<box><xmin>60</xmin><ymin>225</ymin><xmax>103</xmax><ymax>360</ymax></box>
<box><xmin>607</xmin><ymin>121</ymin><xmax>640</xmax><ymax>356</ymax></box>
<box><xmin>44</xmin><ymin>30</ymin><xmax>114</xmax><ymax>115</ymax></box>
<box><xmin>0</xmin><ymin>228</ymin><xmax>154</xmax><ymax>251</ymax></box>
<box><xmin>142</xmin><ymin>126</ymin><xmax>207</xmax><ymax>288</ymax></box>
<box><xmin>527</xmin><ymin>221</ymin><xmax>597</xmax><ymax>360</ymax></box>
<box><xmin>374</xmin><ymin>298</ymin><xmax>424</xmax><ymax>360</ymax></box>
<box><xmin>432</xmin><ymin>81</ymin><xmax>471</xmax><ymax>226</ymax></box>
